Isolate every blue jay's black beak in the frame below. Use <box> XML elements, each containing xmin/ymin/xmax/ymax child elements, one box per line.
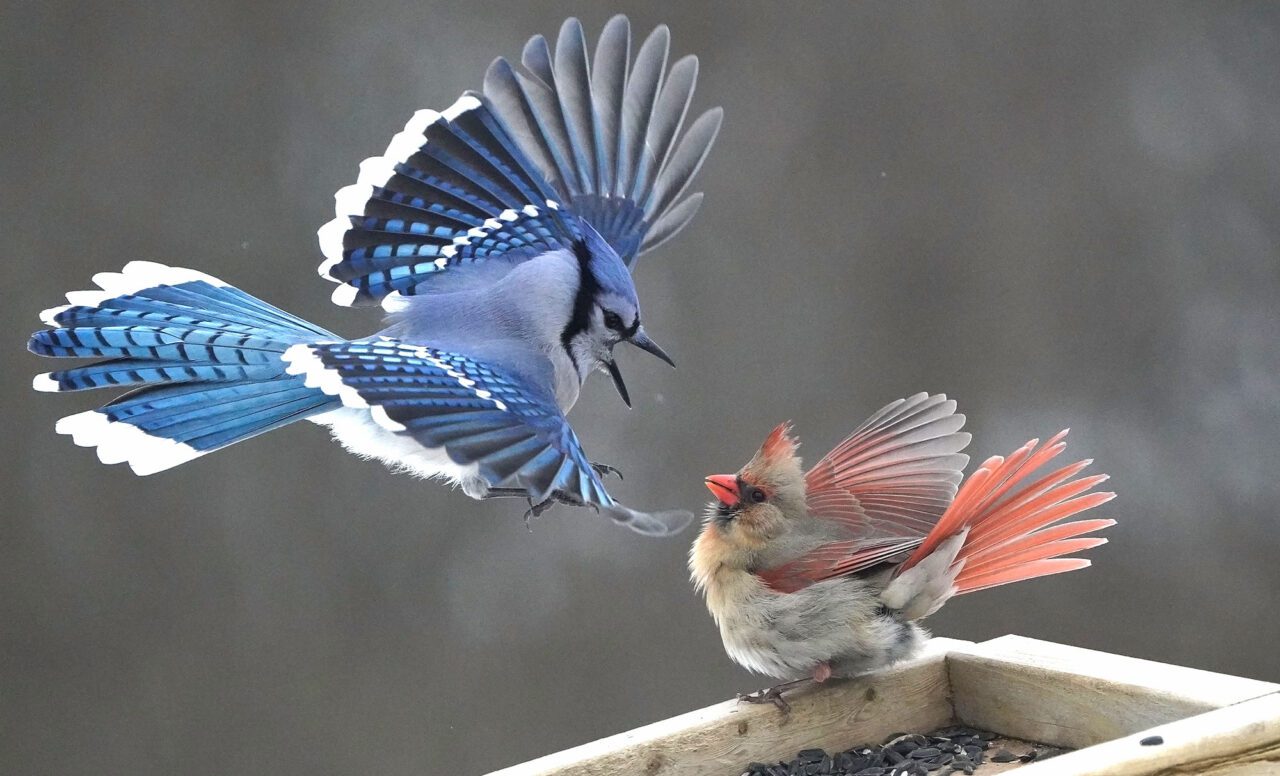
<box><xmin>605</xmin><ymin>358</ymin><xmax>631</xmax><ymax>408</ymax></box>
<box><xmin>628</xmin><ymin>326</ymin><xmax>676</xmax><ymax>368</ymax></box>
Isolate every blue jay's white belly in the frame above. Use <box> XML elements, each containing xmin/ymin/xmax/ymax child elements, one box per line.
<box><xmin>308</xmin><ymin>407</ymin><xmax>486</xmax><ymax>497</ymax></box>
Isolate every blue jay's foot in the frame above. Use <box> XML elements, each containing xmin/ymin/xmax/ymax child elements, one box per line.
<box><xmin>736</xmin><ymin>678</ymin><xmax>810</xmax><ymax>714</ymax></box>
<box><xmin>590</xmin><ymin>461</ymin><xmax>624</xmax><ymax>481</ymax></box>
<box><xmin>524</xmin><ymin>490</ymin><xmax>600</xmax><ymax>522</ymax></box>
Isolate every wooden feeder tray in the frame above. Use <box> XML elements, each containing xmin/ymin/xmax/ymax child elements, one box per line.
<box><xmin>487</xmin><ymin>636</ymin><xmax>1280</xmax><ymax>775</ymax></box>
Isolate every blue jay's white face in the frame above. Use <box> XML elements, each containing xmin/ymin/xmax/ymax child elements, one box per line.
<box><xmin>569</xmin><ymin>291</ymin><xmax>637</xmax><ymax>382</ymax></box>
<box><xmin>564</xmin><ymin>289</ymin><xmax>674</xmax><ymax>408</ymax></box>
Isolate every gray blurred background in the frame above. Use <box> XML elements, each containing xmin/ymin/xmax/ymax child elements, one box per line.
<box><xmin>5</xmin><ymin>1</ymin><xmax>1280</xmax><ymax>773</ymax></box>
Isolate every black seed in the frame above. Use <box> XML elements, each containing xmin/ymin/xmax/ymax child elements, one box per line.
<box><xmin>797</xmin><ymin>749</ymin><xmax>826</xmax><ymax>763</ymax></box>
<box><xmin>910</xmin><ymin>747</ymin><xmax>940</xmax><ymax>759</ymax></box>
<box><xmin>990</xmin><ymin>749</ymin><xmax>1019</xmax><ymax>763</ymax></box>
<box><xmin>1140</xmin><ymin>735</ymin><xmax>1164</xmax><ymax>746</ymax></box>
<box><xmin>855</xmin><ymin>768</ymin><xmax>886</xmax><ymax>776</ymax></box>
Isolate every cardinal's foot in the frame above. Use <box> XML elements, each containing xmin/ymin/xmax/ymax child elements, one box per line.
<box><xmin>736</xmin><ymin>679</ymin><xmax>809</xmax><ymax>714</ymax></box>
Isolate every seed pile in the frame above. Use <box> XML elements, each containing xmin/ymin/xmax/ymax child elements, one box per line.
<box><xmin>739</xmin><ymin>726</ymin><xmax>1064</xmax><ymax>776</ymax></box>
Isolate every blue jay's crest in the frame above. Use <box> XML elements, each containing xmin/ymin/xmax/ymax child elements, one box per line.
<box><xmin>577</xmin><ymin>218</ymin><xmax>640</xmax><ymax>308</ymax></box>
<box><xmin>319</xmin><ymin>15</ymin><xmax>721</xmax><ymax>308</ymax></box>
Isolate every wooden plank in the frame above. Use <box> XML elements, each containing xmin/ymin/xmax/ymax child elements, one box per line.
<box><xmin>485</xmin><ymin>638</ymin><xmax>970</xmax><ymax>776</ymax></box>
<box><xmin>1014</xmin><ymin>691</ymin><xmax>1280</xmax><ymax>775</ymax></box>
<box><xmin>948</xmin><ymin>635</ymin><xmax>1280</xmax><ymax>749</ymax></box>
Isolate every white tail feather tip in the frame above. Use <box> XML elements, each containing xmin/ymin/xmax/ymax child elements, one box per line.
<box><xmin>54</xmin><ymin>410</ymin><xmax>203</xmax><ymax>475</ymax></box>
<box><xmin>39</xmin><ymin>305</ymin><xmax>70</xmax><ymax>327</ymax></box>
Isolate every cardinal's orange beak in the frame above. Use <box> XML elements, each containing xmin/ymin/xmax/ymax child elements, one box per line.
<box><xmin>704</xmin><ymin>474</ymin><xmax>740</xmax><ymax>506</ymax></box>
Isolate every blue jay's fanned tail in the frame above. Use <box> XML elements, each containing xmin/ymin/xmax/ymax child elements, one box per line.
<box><xmin>29</xmin><ymin>262</ymin><xmax>342</xmax><ymax>474</ymax></box>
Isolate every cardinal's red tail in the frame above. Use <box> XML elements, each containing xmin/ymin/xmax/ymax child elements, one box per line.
<box><xmin>899</xmin><ymin>430</ymin><xmax>1115</xmax><ymax>595</ymax></box>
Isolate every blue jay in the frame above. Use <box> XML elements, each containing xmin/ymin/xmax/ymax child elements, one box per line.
<box><xmin>27</xmin><ymin>16</ymin><xmax>721</xmax><ymax>535</ymax></box>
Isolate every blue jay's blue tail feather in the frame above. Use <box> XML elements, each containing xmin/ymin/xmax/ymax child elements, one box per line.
<box><xmin>319</xmin><ymin>15</ymin><xmax>720</xmax><ymax>308</ymax></box>
<box><xmin>29</xmin><ymin>262</ymin><xmax>342</xmax><ymax>474</ymax></box>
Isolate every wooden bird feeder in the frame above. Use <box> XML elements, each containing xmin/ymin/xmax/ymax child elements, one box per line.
<box><xmin>486</xmin><ymin>635</ymin><xmax>1280</xmax><ymax>775</ymax></box>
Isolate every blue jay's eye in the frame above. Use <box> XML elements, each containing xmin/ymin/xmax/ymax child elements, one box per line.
<box><xmin>603</xmin><ymin>310</ymin><xmax>624</xmax><ymax>331</ymax></box>
<box><xmin>749</xmin><ymin>487</ymin><xmax>767</xmax><ymax>503</ymax></box>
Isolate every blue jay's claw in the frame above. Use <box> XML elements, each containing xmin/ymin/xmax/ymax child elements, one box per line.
<box><xmin>605</xmin><ymin>359</ymin><xmax>632</xmax><ymax>407</ymax></box>
<box><xmin>590</xmin><ymin>462</ymin><xmax>624</xmax><ymax>481</ymax></box>
<box><xmin>628</xmin><ymin>326</ymin><xmax>675</xmax><ymax>368</ymax></box>
<box><xmin>524</xmin><ymin>490</ymin><xmax>599</xmax><ymax>523</ymax></box>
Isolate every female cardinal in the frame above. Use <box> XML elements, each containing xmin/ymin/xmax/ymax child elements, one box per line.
<box><xmin>690</xmin><ymin>393</ymin><xmax>1114</xmax><ymax>708</ymax></box>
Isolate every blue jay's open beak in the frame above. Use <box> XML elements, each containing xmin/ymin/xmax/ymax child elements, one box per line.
<box><xmin>606</xmin><ymin>327</ymin><xmax>673</xmax><ymax>408</ymax></box>
<box><xmin>628</xmin><ymin>326</ymin><xmax>675</xmax><ymax>368</ymax></box>
<box><xmin>605</xmin><ymin>358</ymin><xmax>632</xmax><ymax>408</ymax></box>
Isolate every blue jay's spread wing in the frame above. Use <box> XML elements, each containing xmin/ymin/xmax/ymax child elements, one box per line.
<box><xmin>283</xmin><ymin>339</ymin><xmax>692</xmax><ymax>536</ymax></box>
<box><xmin>319</xmin><ymin>15</ymin><xmax>720</xmax><ymax>308</ymax></box>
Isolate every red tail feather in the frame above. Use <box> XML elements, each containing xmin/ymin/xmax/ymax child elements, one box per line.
<box><xmin>899</xmin><ymin>430</ymin><xmax>1115</xmax><ymax>594</ymax></box>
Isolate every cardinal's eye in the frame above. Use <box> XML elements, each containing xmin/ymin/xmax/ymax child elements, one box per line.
<box><xmin>749</xmin><ymin>487</ymin><xmax>767</xmax><ymax>503</ymax></box>
<box><xmin>603</xmin><ymin>310</ymin><xmax>624</xmax><ymax>331</ymax></box>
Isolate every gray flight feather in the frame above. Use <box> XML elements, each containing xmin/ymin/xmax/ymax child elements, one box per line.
<box><xmin>633</xmin><ymin>54</ymin><xmax>697</xmax><ymax>203</ymax></box>
<box><xmin>591</xmin><ymin>15</ymin><xmax>630</xmax><ymax>194</ymax></box>
<box><xmin>642</xmin><ymin>192</ymin><xmax>703</xmax><ymax>255</ymax></box>
<box><xmin>618</xmin><ymin>25</ymin><xmax>670</xmax><ymax>199</ymax></box>
<box><xmin>515</xmin><ymin>68</ymin><xmax>579</xmax><ymax>195</ymax></box>
<box><xmin>521</xmin><ymin>34</ymin><xmax>555</xmax><ymax>88</ymax></box>
<box><xmin>650</xmin><ymin>107</ymin><xmax>722</xmax><ymax>217</ymax></box>
<box><xmin>553</xmin><ymin>18</ymin><xmax>597</xmax><ymax>193</ymax></box>
<box><xmin>483</xmin><ymin>58</ymin><xmax>562</xmax><ymax>188</ymax></box>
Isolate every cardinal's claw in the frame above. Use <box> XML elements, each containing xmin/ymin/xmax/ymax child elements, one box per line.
<box><xmin>737</xmin><ymin>686</ymin><xmax>791</xmax><ymax>714</ymax></box>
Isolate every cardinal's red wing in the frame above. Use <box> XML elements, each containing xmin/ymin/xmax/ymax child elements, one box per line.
<box><xmin>803</xmin><ymin>393</ymin><xmax>970</xmax><ymax>540</ymax></box>
<box><xmin>759</xmin><ymin>394</ymin><xmax>971</xmax><ymax>593</ymax></box>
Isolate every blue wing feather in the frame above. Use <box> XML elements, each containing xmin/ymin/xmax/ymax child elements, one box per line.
<box><xmin>301</xmin><ymin>339</ymin><xmax>614</xmax><ymax>506</ymax></box>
